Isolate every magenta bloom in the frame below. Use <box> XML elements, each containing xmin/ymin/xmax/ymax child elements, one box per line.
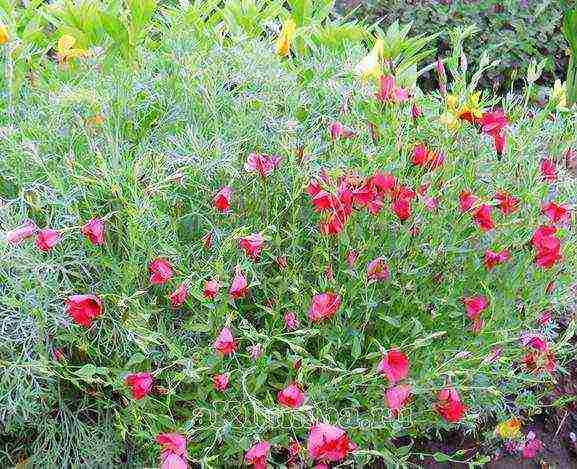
<box><xmin>366</xmin><ymin>257</ymin><xmax>389</xmax><ymax>282</ymax></box>
<box><xmin>213</xmin><ymin>327</ymin><xmax>237</xmax><ymax>356</ymax></box>
<box><xmin>35</xmin><ymin>228</ymin><xmax>60</xmax><ymax>252</ymax></box>
<box><xmin>245</xmin><ymin>441</ymin><xmax>270</xmax><ymax>469</ymax></box>
<box><xmin>157</xmin><ymin>433</ymin><xmax>187</xmax><ymax>469</ymax></box>
<box><xmin>245</xmin><ymin>152</ymin><xmax>281</xmax><ymax>177</ymax></box>
<box><xmin>5</xmin><ymin>221</ymin><xmax>36</xmax><ymax>245</ymax></box>
<box><xmin>277</xmin><ymin>383</ymin><xmax>305</xmax><ymax>409</ymax></box>
<box><xmin>308</xmin><ymin>292</ymin><xmax>341</xmax><ymax>322</ymax></box>
<box><xmin>377</xmin><ymin>349</ymin><xmax>409</xmax><ymax>384</ymax></box>
<box><xmin>307</xmin><ymin>423</ymin><xmax>356</xmax><ymax>462</ymax></box>
<box><xmin>238</xmin><ymin>233</ymin><xmax>265</xmax><ymax>260</ymax></box>
<box><xmin>81</xmin><ymin>218</ymin><xmax>105</xmax><ymax>245</ymax></box>
<box><xmin>125</xmin><ymin>372</ymin><xmax>153</xmax><ymax>400</ymax></box>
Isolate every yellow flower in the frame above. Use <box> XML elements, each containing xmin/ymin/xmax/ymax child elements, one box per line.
<box><xmin>457</xmin><ymin>91</ymin><xmax>483</xmax><ymax>121</ymax></box>
<box><xmin>276</xmin><ymin>19</ymin><xmax>296</xmax><ymax>57</ymax></box>
<box><xmin>440</xmin><ymin>111</ymin><xmax>460</xmax><ymax>129</ymax></box>
<box><xmin>446</xmin><ymin>94</ymin><xmax>458</xmax><ymax>111</ymax></box>
<box><xmin>355</xmin><ymin>38</ymin><xmax>384</xmax><ymax>81</ymax></box>
<box><xmin>551</xmin><ymin>79</ymin><xmax>567</xmax><ymax>110</ymax></box>
<box><xmin>0</xmin><ymin>24</ymin><xmax>9</xmax><ymax>45</ymax></box>
<box><xmin>56</xmin><ymin>34</ymin><xmax>89</xmax><ymax>64</ymax></box>
<box><xmin>496</xmin><ymin>418</ymin><xmax>521</xmax><ymax>439</ymax></box>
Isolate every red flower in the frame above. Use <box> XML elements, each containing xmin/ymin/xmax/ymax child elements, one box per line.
<box><xmin>229</xmin><ymin>267</ymin><xmax>248</xmax><ymax>299</ymax></box>
<box><xmin>458</xmin><ymin>191</ymin><xmax>477</xmax><ymax>213</ymax></box>
<box><xmin>308</xmin><ymin>292</ymin><xmax>341</xmax><ymax>322</ymax></box>
<box><xmin>203</xmin><ymin>279</ymin><xmax>220</xmax><ymax>299</ymax></box>
<box><xmin>366</xmin><ymin>257</ymin><xmax>389</xmax><ymax>282</ymax></box>
<box><xmin>491</xmin><ymin>131</ymin><xmax>505</xmax><ymax>156</ymax></box>
<box><xmin>410</xmin><ymin>143</ymin><xmax>444</xmax><ymax>170</ymax></box>
<box><xmin>238</xmin><ymin>233</ymin><xmax>265</xmax><ymax>260</ymax></box>
<box><xmin>213</xmin><ymin>187</ymin><xmax>232</xmax><ymax>212</ymax></box>
<box><xmin>212</xmin><ymin>373</ymin><xmax>229</xmax><ymax>391</ymax></box>
<box><xmin>385</xmin><ymin>384</ymin><xmax>411</xmax><ymax>417</ymax></box>
<box><xmin>284</xmin><ymin>311</ymin><xmax>299</xmax><ymax>331</ymax></box>
<box><xmin>472</xmin><ymin>204</ymin><xmax>494</xmax><ymax>231</ymax></box>
<box><xmin>531</xmin><ymin>226</ymin><xmax>561</xmax><ymax>268</ymax></box>
<box><xmin>370</xmin><ymin>172</ymin><xmax>396</xmax><ymax>194</ymax></box>
<box><xmin>483</xmin><ymin>249</ymin><xmax>510</xmax><ymax>270</ymax></box>
<box><xmin>149</xmin><ymin>258</ymin><xmax>173</xmax><ymax>285</ymax></box>
<box><xmin>328</xmin><ymin>121</ymin><xmax>355</xmax><ymax>140</ymax></box>
<box><xmin>411</xmin><ymin>103</ymin><xmax>422</xmax><ymax>119</ymax></box>
<box><xmin>377</xmin><ymin>349</ymin><xmax>409</xmax><ymax>384</ymax></box>
<box><xmin>156</xmin><ymin>433</ymin><xmax>187</xmax><ymax>469</ymax></box>
<box><xmin>66</xmin><ymin>294</ymin><xmax>103</xmax><ymax>327</ymax></box>
<box><xmin>307</xmin><ymin>424</ymin><xmax>356</xmax><ymax>463</ymax></box>
<box><xmin>35</xmin><ymin>228</ymin><xmax>60</xmax><ymax>252</ymax></box>
<box><xmin>125</xmin><ymin>372</ymin><xmax>153</xmax><ymax>400</ymax></box>
<box><xmin>435</xmin><ymin>388</ymin><xmax>466</xmax><ymax>422</ymax></box>
<box><xmin>375</xmin><ymin>74</ymin><xmax>410</xmax><ymax>104</ymax></box>
<box><xmin>494</xmin><ymin>192</ymin><xmax>519</xmax><ymax>215</ymax></box>
<box><xmin>520</xmin><ymin>334</ymin><xmax>549</xmax><ymax>352</ymax></box>
<box><xmin>540</xmin><ymin>158</ymin><xmax>557</xmax><ymax>183</ymax></box>
<box><xmin>391</xmin><ymin>198</ymin><xmax>411</xmax><ymax>221</ymax></box>
<box><xmin>522</xmin><ymin>351</ymin><xmax>556</xmax><ymax>374</ymax></box>
<box><xmin>480</xmin><ymin>110</ymin><xmax>508</xmax><ymax>135</ymax></box>
<box><xmin>541</xmin><ymin>202</ymin><xmax>570</xmax><ymax>224</ymax></box>
<box><xmin>6</xmin><ymin>221</ymin><xmax>36</xmax><ymax>245</ymax></box>
<box><xmin>245</xmin><ymin>441</ymin><xmax>270</xmax><ymax>469</ymax></box>
<box><xmin>213</xmin><ymin>327</ymin><xmax>237</xmax><ymax>356</ymax></box>
<box><xmin>277</xmin><ymin>383</ymin><xmax>305</xmax><ymax>409</ymax></box>
<box><xmin>81</xmin><ymin>218</ymin><xmax>105</xmax><ymax>245</ymax></box>
<box><xmin>463</xmin><ymin>295</ymin><xmax>488</xmax><ymax>321</ymax></box>
<box><xmin>169</xmin><ymin>283</ymin><xmax>187</xmax><ymax>307</ymax></box>
<box><xmin>245</xmin><ymin>152</ymin><xmax>281</xmax><ymax>177</ymax></box>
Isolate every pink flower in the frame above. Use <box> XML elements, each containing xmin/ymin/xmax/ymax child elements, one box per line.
<box><xmin>410</xmin><ymin>143</ymin><xmax>444</xmax><ymax>170</ymax></box>
<box><xmin>483</xmin><ymin>249</ymin><xmax>510</xmax><ymax>270</ymax></box>
<box><xmin>521</xmin><ymin>432</ymin><xmax>543</xmax><ymax>459</ymax></box>
<box><xmin>81</xmin><ymin>218</ymin><xmax>105</xmax><ymax>245</ymax></box>
<box><xmin>346</xmin><ymin>250</ymin><xmax>359</xmax><ymax>268</ymax></box>
<box><xmin>66</xmin><ymin>294</ymin><xmax>103</xmax><ymax>328</ymax></box>
<box><xmin>540</xmin><ymin>158</ymin><xmax>557</xmax><ymax>183</ymax></box>
<box><xmin>411</xmin><ymin>103</ymin><xmax>422</xmax><ymax>119</ymax></box>
<box><xmin>520</xmin><ymin>334</ymin><xmax>549</xmax><ymax>352</ymax></box>
<box><xmin>213</xmin><ymin>187</ymin><xmax>232</xmax><ymax>212</ymax></box>
<box><xmin>229</xmin><ymin>268</ymin><xmax>248</xmax><ymax>299</ymax></box>
<box><xmin>238</xmin><ymin>233</ymin><xmax>265</xmax><ymax>260</ymax></box>
<box><xmin>125</xmin><ymin>372</ymin><xmax>153</xmax><ymax>400</ymax></box>
<box><xmin>329</xmin><ymin>121</ymin><xmax>355</xmax><ymax>140</ymax></box>
<box><xmin>385</xmin><ymin>384</ymin><xmax>411</xmax><ymax>417</ymax></box>
<box><xmin>212</xmin><ymin>373</ymin><xmax>229</xmax><ymax>391</ymax></box>
<box><xmin>277</xmin><ymin>383</ymin><xmax>305</xmax><ymax>409</ymax></box>
<box><xmin>308</xmin><ymin>292</ymin><xmax>341</xmax><ymax>323</ymax></box>
<box><xmin>247</xmin><ymin>344</ymin><xmax>263</xmax><ymax>360</ymax></box>
<box><xmin>376</xmin><ymin>75</ymin><xmax>410</xmax><ymax>104</ymax></box>
<box><xmin>203</xmin><ymin>279</ymin><xmax>220</xmax><ymax>300</ymax></box>
<box><xmin>377</xmin><ymin>349</ymin><xmax>409</xmax><ymax>384</ymax></box>
<box><xmin>5</xmin><ymin>221</ymin><xmax>36</xmax><ymax>245</ymax></box>
<box><xmin>531</xmin><ymin>225</ymin><xmax>562</xmax><ymax>268</ymax></box>
<box><xmin>166</xmin><ymin>285</ymin><xmax>186</xmax><ymax>309</ymax></box>
<box><xmin>149</xmin><ymin>258</ymin><xmax>173</xmax><ymax>285</ymax></box>
<box><xmin>284</xmin><ymin>311</ymin><xmax>299</xmax><ymax>331</ymax></box>
<box><xmin>157</xmin><ymin>433</ymin><xmax>188</xmax><ymax>469</ymax></box>
<box><xmin>541</xmin><ymin>202</ymin><xmax>570</xmax><ymax>224</ymax></box>
<box><xmin>307</xmin><ymin>424</ymin><xmax>356</xmax><ymax>462</ymax></box>
<box><xmin>245</xmin><ymin>441</ymin><xmax>270</xmax><ymax>469</ymax></box>
<box><xmin>35</xmin><ymin>228</ymin><xmax>60</xmax><ymax>252</ymax></box>
<box><xmin>366</xmin><ymin>257</ymin><xmax>389</xmax><ymax>282</ymax></box>
<box><xmin>435</xmin><ymin>387</ymin><xmax>466</xmax><ymax>423</ymax></box>
<box><xmin>463</xmin><ymin>295</ymin><xmax>488</xmax><ymax>321</ymax></box>
<box><xmin>458</xmin><ymin>191</ymin><xmax>477</xmax><ymax>213</ymax></box>
<box><xmin>245</xmin><ymin>152</ymin><xmax>281</xmax><ymax>177</ymax></box>
<box><xmin>213</xmin><ymin>327</ymin><xmax>237</xmax><ymax>356</ymax></box>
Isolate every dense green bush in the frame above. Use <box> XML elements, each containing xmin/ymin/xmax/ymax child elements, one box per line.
<box><xmin>338</xmin><ymin>0</ymin><xmax>567</xmax><ymax>91</ymax></box>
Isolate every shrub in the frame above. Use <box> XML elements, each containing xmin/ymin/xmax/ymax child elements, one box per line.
<box><xmin>1</xmin><ymin>7</ymin><xmax>576</xmax><ymax>469</ymax></box>
<box><xmin>338</xmin><ymin>0</ymin><xmax>567</xmax><ymax>91</ymax></box>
